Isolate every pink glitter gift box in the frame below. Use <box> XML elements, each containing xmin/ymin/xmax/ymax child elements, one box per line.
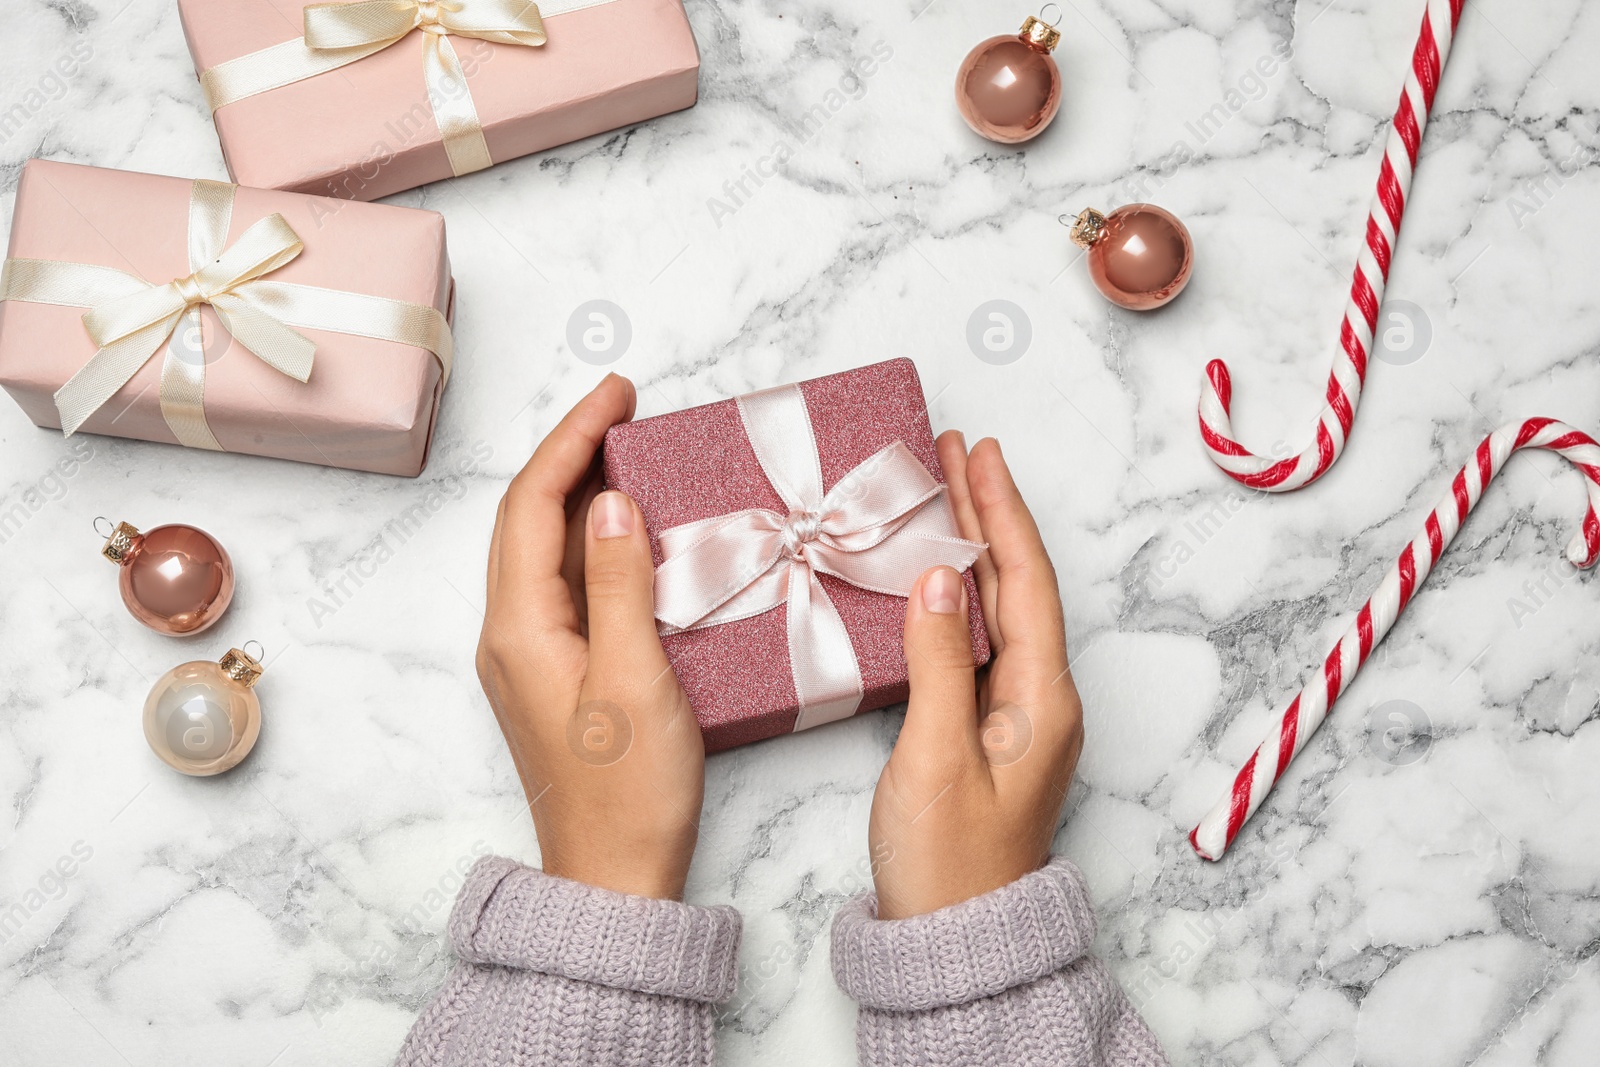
<box><xmin>176</xmin><ymin>0</ymin><xmax>701</xmax><ymax>200</ymax></box>
<box><xmin>603</xmin><ymin>359</ymin><xmax>991</xmax><ymax>753</ymax></box>
<box><xmin>0</xmin><ymin>159</ymin><xmax>454</xmax><ymax>477</ymax></box>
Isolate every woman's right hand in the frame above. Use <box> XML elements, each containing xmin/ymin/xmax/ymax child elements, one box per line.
<box><xmin>475</xmin><ymin>374</ymin><xmax>705</xmax><ymax>902</ymax></box>
<box><xmin>867</xmin><ymin>434</ymin><xmax>1084</xmax><ymax>920</ymax></box>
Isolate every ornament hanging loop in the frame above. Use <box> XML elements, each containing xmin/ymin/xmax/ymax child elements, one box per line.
<box><xmin>94</xmin><ymin>515</ymin><xmax>116</xmax><ymax>538</ymax></box>
<box><xmin>1066</xmin><ymin>207</ymin><xmax>1109</xmax><ymax>249</ymax></box>
<box><xmin>100</xmin><ymin>519</ymin><xmax>144</xmax><ymax>565</ymax></box>
<box><xmin>242</xmin><ymin>639</ymin><xmax>265</xmax><ymax>662</ymax></box>
<box><xmin>220</xmin><ymin>644</ymin><xmax>266</xmax><ymax>687</ymax></box>
<box><xmin>1037</xmin><ymin>3</ymin><xmax>1063</xmax><ymax>27</ymax></box>
<box><xmin>1019</xmin><ymin>12</ymin><xmax>1063</xmax><ymax>52</ymax></box>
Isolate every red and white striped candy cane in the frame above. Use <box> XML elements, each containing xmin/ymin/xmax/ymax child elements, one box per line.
<box><xmin>1191</xmin><ymin>418</ymin><xmax>1600</xmax><ymax>860</ymax></box>
<box><xmin>1198</xmin><ymin>0</ymin><xmax>1465</xmax><ymax>492</ymax></box>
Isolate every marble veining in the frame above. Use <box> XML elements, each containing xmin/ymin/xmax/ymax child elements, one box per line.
<box><xmin>1</xmin><ymin>0</ymin><xmax>1598</xmax><ymax>1064</ymax></box>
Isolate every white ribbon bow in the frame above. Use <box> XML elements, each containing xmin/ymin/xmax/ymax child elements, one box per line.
<box><xmin>652</xmin><ymin>383</ymin><xmax>985</xmax><ymax>732</ymax></box>
<box><xmin>0</xmin><ymin>179</ymin><xmax>457</xmax><ymax>449</ymax></box>
<box><xmin>201</xmin><ymin>0</ymin><xmax>549</xmax><ymax>178</ymax></box>
<box><xmin>49</xmin><ymin>213</ymin><xmax>316</xmax><ymax>437</ymax></box>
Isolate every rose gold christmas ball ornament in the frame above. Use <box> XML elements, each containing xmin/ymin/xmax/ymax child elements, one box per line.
<box><xmin>144</xmin><ymin>644</ymin><xmax>265</xmax><ymax>776</ymax></box>
<box><xmin>1065</xmin><ymin>204</ymin><xmax>1194</xmax><ymax>310</ymax></box>
<box><xmin>98</xmin><ymin>518</ymin><xmax>234</xmax><ymax>635</ymax></box>
<box><xmin>956</xmin><ymin>11</ymin><xmax>1063</xmax><ymax>144</ymax></box>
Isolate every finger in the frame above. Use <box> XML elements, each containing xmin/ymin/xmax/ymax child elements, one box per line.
<box><xmin>498</xmin><ymin>374</ymin><xmax>636</xmax><ymax>625</ymax></box>
<box><xmin>937</xmin><ymin>430</ymin><xmax>1000</xmax><ymax>651</ymax></box>
<box><xmin>581</xmin><ymin>489</ymin><xmax>674</xmax><ymax>700</ymax></box>
<box><xmin>896</xmin><ymin>566</ymin><xmax>983</xmax><ymax>766</ymax></box>
<box><xmin>965</xmin><ymin>438</ymin><xmax>1066</xmax><ymax>667</ymax></box>
<box><xmin>486</xmin><ymin>497</ymin><xmax>506</xmax><ymax>606</ymax></box>
<box><xmin>964</xmin><ymin>439</ymin><xmax>1081</xmax><ymax>775</ymax></box>
<box><xmin>561</xmin><ymin>463</ymin><xmax>607</xmax><ymax>634</ymax></box>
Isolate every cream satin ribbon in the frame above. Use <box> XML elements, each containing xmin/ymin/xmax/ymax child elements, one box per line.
<box><xmin>0</xmin><ymin>180</ymin><xmax>454</xmax><ymax>445</ymax></box>
<box><xmin>653</xmin><ymin>384</ymin><xmax>986</xmax><ymax>732</ymax></box>
<box><xmin>162</xmin><ymin>179</ymin><xmax>236</xmax><ymax>448</ymax></box>
<box><xmin>201</xmin><ymin>0</ymin><xmax>554</xmax><ymax>178</ymax></box>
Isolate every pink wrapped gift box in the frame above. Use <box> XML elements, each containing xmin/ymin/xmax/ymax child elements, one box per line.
<box><xmin>603</xmin><ymin>359</ymin><xmax>991</xmax><ymax>753</ymax></box>
<box><xmin>0</xmin><ymin>159</ymin><xmax>454</xmax><ymax>477</ymax></box>
<box><xmin>176</xmin><ymin>0</ymin><xmax>701</xmax><ymax>200</ymax></box>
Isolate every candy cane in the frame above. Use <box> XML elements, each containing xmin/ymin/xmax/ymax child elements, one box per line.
<box><xmin>1198</xmin><ymin>0</ymin><xmax>1465</xmax><ymax>492</ymax></box>
<box><xmin>1191</xmin><ymin>418</ymin><xmax>1600</xmax><ymax>861</ymax></box>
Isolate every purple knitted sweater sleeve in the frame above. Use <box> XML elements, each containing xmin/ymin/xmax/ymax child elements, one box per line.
<box><xmin>395</xmin><ymin>856</ymin><xmax>741</xmax><ymax>1067</ymax></box>
<box><xmin>831</xmin><ymin>856</ymin><xmax>1169</xmax><ymax>1067</ymax></box>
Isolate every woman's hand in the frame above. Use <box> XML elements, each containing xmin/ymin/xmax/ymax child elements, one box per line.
<box><xmin>476</xmin><ymin>374</ymin><xmax>704</xmax><ymax>901</ymax></box>
<box><xmin>868</xmin><ymin>434</ymin><xmax>1084</xmax><ymax>920</ymax></box>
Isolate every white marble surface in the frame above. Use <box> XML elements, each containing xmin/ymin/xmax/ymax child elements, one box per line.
<box><xmin>2</xmin><ymin>0</ymin><xmax>1599</xmax><ymax>1064</ymax></box>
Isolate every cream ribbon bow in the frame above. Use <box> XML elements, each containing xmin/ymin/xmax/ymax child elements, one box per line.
<box><xmin>0</xmin><ymin>178</ymin><xmax>455</xmax><ymax>448</ymax></box>
<box><xmin>202</xmin><ymin>0</ymin><xmax>548</xmax><ymax>177</ymax></box>
<box><xmin>652</xmin><ymin>384</ymin><xmax>986</xmax><ymax>732</ymax></box>
<box><xmin>26</xmin><ymin>214</ymin><xmax>314</xmax><ymax>438</ymax></box>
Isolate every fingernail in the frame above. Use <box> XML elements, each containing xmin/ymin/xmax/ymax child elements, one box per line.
<box><xmin>592</xmin><ymin>491</ymin><xmax>634</xmax><ymax>539</ymax></box>
<box><xmin>921</xmin><ymin>567</ymin><xmax>962</xmax><ymax>614</ymax></box>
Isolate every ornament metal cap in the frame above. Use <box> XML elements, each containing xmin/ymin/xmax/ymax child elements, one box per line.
<box><xmin>99</xmin><ymin>519</ymin><xmax>143</xmax><ymax>565</ymax></box>
<box><xmin>1065</xmin><ymin>207</ymin><xmax>1108</xmax><ymax>249</ymax></box>
<box><xmin>1019</xmin><ymin>13</ymin><xmax>1062</xmax><ymax>53</ymax></box>
<box><xmin>219</xmin><ymin>644</ymin><xmax>265</xmax><ymax>688</ymax></box>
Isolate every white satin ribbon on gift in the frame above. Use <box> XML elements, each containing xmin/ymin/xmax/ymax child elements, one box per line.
<box><xmin>652</xmin><ymin>383</ymin><xmax>985</xmax><ymax>732</ymax></box>
<box><xmin>198</xmin><ymin>0</ymin><xmax>618</xmax><ymax>178</ymax></box>
<box><xmin>0</xmin><ymin>180</ymin><xmax>454</xmax><ymax>447</ymax></box>
<box><xmin>162</xmin><ymin>178</ymin><xmax>237</xmax><ymax>449</ymax></box>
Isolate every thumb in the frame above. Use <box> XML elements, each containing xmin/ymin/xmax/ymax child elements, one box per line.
<box><xmin>583</xmin><ymin>490</ymin><xmax>672</xmax><ymax>695</ymax></box>
<box><xmin>897</xmin><ymin>566</ymin><xmax>981</xmax><ymax>762</ymax></box>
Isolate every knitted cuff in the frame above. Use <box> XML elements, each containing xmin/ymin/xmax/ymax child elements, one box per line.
<box><xmin>448</xmin><ymin>856</ymin><xmax>742</xmax><ymax>1004</ymax></box>
<box><xmin>831</xmin><ymin>855</ymin><xmax>1098</xmax><ymax>1012</ymax></box>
